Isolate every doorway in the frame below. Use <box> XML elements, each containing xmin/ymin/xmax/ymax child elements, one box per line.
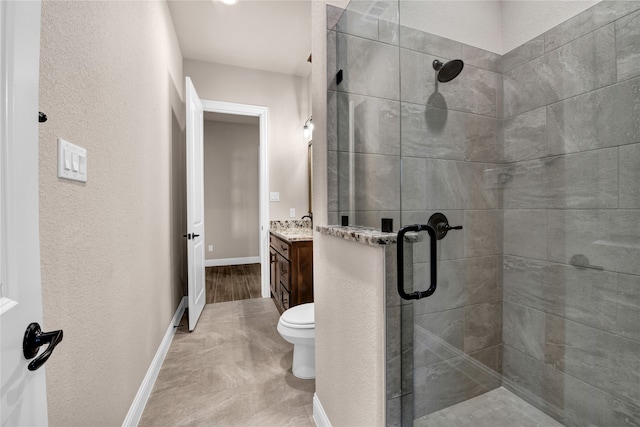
<box><xmin>200</xmin><ymin>100</ymin><xmax>270</xmax><ymax>299</ymax></box>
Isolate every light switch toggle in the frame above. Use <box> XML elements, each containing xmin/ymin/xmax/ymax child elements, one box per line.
<box><xmin>64</xmin><ymin>151</ymin><xmax>72</xmax><ymax>170</ymax></box>
<box><xmin>58</xmin><ymin>139</ymin><xmax>87</xmax><ymax>182</ymax></box>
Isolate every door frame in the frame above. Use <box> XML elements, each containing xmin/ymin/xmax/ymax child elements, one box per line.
<box><xmin>200</xmin><ymin>100</ymin><xmax>270</xmax><ymax>298</ymax></box>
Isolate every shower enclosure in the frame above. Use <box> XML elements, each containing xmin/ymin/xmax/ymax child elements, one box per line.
<box><xmin>327</xmin><ymin>1</ymin><xmax>640</xmax><ymax>426</ymax></box>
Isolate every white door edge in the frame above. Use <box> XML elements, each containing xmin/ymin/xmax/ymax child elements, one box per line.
<box><xmin>185</xmin><ymin>77</ymin><xmax>206</xmax><ymax>331</ymax></box>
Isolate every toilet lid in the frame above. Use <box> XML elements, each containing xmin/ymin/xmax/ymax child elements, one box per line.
<box><xmin>281</xmin><ymin>303</ymin><xmax>314</xmax><ymax>326</ymax></box>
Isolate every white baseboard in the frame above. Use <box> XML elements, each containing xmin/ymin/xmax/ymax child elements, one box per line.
<box><xmin>122</xmin><ymin>296</ymin><xmax>187</xmax><ymax>427</ymax></box>
<box><xmin>313</xmin><ymin>393</ymin><xmax>332</xmax><ymax>427</ymax></box>
<box><xmin>204</xmin><ymin>256</ymin><xmax>260</xmax><ymax>267</ymax></box>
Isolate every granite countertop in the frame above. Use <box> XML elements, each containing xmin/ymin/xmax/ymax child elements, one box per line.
<box><xmin>270</xmin><ymin>221</ymin><xmax>421</xmax><ymax>246</ymax></box>
<box><xmin>315</xmin><ymin>225</ymin><xmax>397</xmax><ymax>246</ymax></box>
<box><xmin>315</xmin><ymin>225</ymin><xmax>420</xmax><ymax>247</ymax></box>
<box><xmin>270</xmin><ymin>220</ymin><xmax>313</xmax><ymax>243</ymax></box>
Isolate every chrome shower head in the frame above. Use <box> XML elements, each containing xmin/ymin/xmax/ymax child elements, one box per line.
<box><xmin>433</xmin><ymin>59</ymin><xmax>464</xmax><ymax>83</ymax></box>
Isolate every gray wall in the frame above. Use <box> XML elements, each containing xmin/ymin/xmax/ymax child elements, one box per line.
<box><xmin>204</xmin><ymin>120</ymin><xmax>260</xmax><ymax>261</ymax></box>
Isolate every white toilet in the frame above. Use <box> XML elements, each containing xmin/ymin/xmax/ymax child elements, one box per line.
<box><xmin>277</xmin><ymin>302</ymin><xmax>315</xmax><ymax>379</ymax></box>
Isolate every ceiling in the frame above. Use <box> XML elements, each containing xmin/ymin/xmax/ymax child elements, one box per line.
<box><xmin>167</xmin><ymin>0</ymin><xmax>312</xmax><ymax>77</ymax></box>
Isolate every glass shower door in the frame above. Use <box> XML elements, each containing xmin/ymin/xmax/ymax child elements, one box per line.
<box><xmin>327</xmin><ymin>0</ymin><xmax>402</xmax><ymax>230</ymax></box>
<box><xmin>396</xmin><ymin>2</ymin><xmax>504</xmax><ymax>421</ymax></box>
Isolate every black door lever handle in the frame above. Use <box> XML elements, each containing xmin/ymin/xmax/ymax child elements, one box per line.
<box><xmin>23</xmin><ymin>323</ymin><xmax>63</xmax><ymax>371</ymax></box>
<box><xmin>192</xmin><ymin>234</ymin><xmax>200</xmax><ymax>238</ymax></box>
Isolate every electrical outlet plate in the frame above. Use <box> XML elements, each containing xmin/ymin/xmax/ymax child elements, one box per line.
<box><xmin>290</xmin><ymin>208</ymin><xmax>295</xmax><ymax>218</ymax></box>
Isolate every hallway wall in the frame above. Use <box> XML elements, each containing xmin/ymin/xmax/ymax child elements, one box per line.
<box><xmin>184</xmin><ymin>59</ymin><xmax>311</xmax><ymax>221</ymax></box>
<box><xmin>204</xmin><ymin>119</ymin><xmax>260</xmax><ymax>261</ymax></box>
<box><xmin>38</xmin><ymin>1</ymin><xmax>185</xmax><ymax>425</ymax></box>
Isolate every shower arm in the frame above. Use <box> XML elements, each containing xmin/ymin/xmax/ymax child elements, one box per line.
<box><xmin>397</xmin><ymin>224</ymin><xmax>437</xmax><ymax>300</ymax></box>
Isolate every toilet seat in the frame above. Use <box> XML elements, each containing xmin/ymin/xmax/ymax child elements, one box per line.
<box><xmin>279</xmin><ymin>303</ymin><xmax>314</xmax><ymax>329</ymax></box>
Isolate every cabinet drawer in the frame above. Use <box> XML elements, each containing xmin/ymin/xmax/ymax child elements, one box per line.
<box><xmin>270</xmin><ymin>235</ymin><xmax>290</xmax><ymax>259</ymax></box>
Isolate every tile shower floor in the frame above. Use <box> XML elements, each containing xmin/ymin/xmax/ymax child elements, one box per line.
<box><xmin>139</xmin><ymin>298</ymin><xmax>315</xmax><ymax>426</ymax></box>
<box><xmin>415</xmin><ymin>387</ymin><xmax>563</xmax><ymax>427</ymax></box>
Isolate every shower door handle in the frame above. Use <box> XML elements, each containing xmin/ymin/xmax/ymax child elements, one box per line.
<box><xmin>396</xmin><ymin>224</ymin><xmax>437</xmax><ymax>300</ymax></box>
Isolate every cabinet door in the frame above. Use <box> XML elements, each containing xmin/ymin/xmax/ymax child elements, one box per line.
<box><xmin>281</xmin><ymin>286</ymin><xmax>291</xmax><ymax>311</ymax></box>
<box><xmin>270</xmin><ymin>247</ymin><xmax>278</xmax><ymax>297</ymax></box>
<box><xmin>278</xmin><ymin>253</ymin><xmax>290</xmax><ymax>293</ymax></box>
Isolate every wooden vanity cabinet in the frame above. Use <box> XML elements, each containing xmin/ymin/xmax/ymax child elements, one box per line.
<box><xmin>269</xmin><ymin>233</ymin><xmax>313</xmax><ymax>313</ymax></box>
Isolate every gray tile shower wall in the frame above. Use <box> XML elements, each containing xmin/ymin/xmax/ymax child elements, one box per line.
<box><xmin>545</xmin><ymin>1</ymin><xmax>640</xmax><ymax>53</ymax></box>
<box><xmin>336</xmin><ymin>32</ymin><xmax>400</xmax><ymax>100</ymax></box>
<box><xmin>503</xmin><ymin>24</ymin><xmax>616</xmax><ymax>118</ymax></box>
<box><xmin>616</xmin><ymin>8</ymin><xmax>640</xmax><ymax>81</ymax></box>
<box><xmin>546</xmin><ymin>77</ymin><xmax>640</xmax><ymax>155</ymax></box>
<box><xmin>500</xmin><ymin>2</ymin><xmax>640</xmax><ymax>425</ymax></box>
<box><xmin>337</xmin><ymin>92</ymin><xmax>400</xmax><ymax>156</ymax></box>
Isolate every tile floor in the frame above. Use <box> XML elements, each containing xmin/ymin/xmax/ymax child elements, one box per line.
<box><xmin>139</xmin><ymin>298</ymin><xmax>315</xmax><ymax>426</ymax></box>
<box><xmin>415</xmin><ymin>387</ymin><xmax>564</xmax><ymax>427</ymax></box>
<box><xmin>141</xmin><ymin>273</ymin><xmax>562</xmax><ymax>427</ymax></box>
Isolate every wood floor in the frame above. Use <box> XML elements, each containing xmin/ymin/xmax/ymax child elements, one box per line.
<box><xmin>206</xmin><ymin>264</ymin><xmax>262</xmax><ymax>304</ymax></box>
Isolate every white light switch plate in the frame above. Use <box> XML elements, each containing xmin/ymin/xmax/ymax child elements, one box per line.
<box><xmin>270</xmin><ymin>192</ymin><xmax>280</xmax><ymax>202</ymax></box>
<box><xmin>58</xmin><ymin>138</ymin><xmax>87</xmax><ymax>182</ymax></box>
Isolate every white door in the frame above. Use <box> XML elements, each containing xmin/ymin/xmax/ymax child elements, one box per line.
<box><xmin>1</xmin><ymin>1</ymin><xmax>50</xmax><ymax>425</ymax></box>
<box><xmin>185</xmin><ymin>77</ymin><xmax>206</xmax><ymax>331</ymax></box>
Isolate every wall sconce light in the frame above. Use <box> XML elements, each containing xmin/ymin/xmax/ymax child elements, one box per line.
<box><xmin>303</xmin><ymin>117</ymin><xmax>314</xmax><ymax>139</ymax></box>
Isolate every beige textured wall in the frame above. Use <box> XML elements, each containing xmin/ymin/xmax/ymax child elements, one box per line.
<box><xmin>38</xmin><ymin>1</ymin><xmax>185</xmax><ymax>425</ymax></box>
<box><xmin>314</xmin><ymin>233</ymin><xmax>386</xmax><ymax>426</ymax></box>
<box><xmin>204</xmin><ymin>120</ymin><xmax>259</xmax><ymax>260</ymax></box>
<box><xmin>184</xmin><ymin>59</ymin><xmax>310</xmax><ymax>221</ymax></box>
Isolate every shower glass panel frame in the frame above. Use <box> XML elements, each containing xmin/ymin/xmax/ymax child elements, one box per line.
<box><xmin>328</xmin><ymin>1</ymin><xmax>640</xmax><ymax>426</ymax></box>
